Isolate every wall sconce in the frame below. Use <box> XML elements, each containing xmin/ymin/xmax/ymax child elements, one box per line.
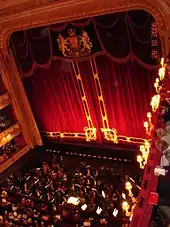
<box><xmin>144</xmin><ymin>112</ymin><xmax>153</xmax><ymax>136</ymax></box>
<box><xmin>137</xmin><ymin>141</ymin><xmax>150</xmax><ymax>169</ymax></box>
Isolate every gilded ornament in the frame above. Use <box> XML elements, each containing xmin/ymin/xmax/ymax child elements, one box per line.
<box><xmin>57</xmin><ymin>29</ymin><xmax>92</xmax><ymax>58</ymax></box>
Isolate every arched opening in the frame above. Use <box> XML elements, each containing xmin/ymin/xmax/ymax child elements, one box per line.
<box><xmin>10</xmin><ymin>9</ymin><xmax>162</xmax><ymax>148</ymax></box>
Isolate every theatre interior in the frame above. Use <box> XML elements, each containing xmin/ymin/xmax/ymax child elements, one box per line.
<box><xmin>0</xmin><ymin>0</ymin><xmax>170</xmax><ymax>226</ymax></box>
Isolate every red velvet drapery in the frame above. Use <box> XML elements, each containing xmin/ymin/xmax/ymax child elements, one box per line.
<box><xmin>12</xmin><ymin>10</ymin><xmax>159</xmax><ymax>145</ymax></box>
<box><xmin>94</xmin><ymin>55</ymin><xmax>155</xmax><ymax>138</ymax></box>
<box><xmin>24</xmin><ymin>60</ymin><xmax>88</xmax><ymax>133</ymax></box>
<box><xmin>23</xmin><ymin>55</ymin><xmax>156</xmax><ymax>144</ymax></box>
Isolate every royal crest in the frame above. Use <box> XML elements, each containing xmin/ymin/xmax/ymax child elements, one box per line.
<box><xmin>57</xmin><ymin>28</ymin><xmax>92</xmax><ymax>58</ymax></box>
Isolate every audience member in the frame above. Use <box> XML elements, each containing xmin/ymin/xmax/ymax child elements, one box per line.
<box><xmin>0</xmin><ymin>154</ymin><xmax>139</xmax><ymax>226</ymax></box>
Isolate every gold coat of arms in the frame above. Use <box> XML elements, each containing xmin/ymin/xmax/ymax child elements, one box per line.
<box><xmin>57</xmin><ymin>28</ymin><xmax>92</xmax><ymax>58</ymax></box>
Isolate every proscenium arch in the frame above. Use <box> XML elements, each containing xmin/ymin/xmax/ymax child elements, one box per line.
<box><xmin>0</xmin><ymin>0</ymin><xmax>168</xmax><ymax>53</ymax></box>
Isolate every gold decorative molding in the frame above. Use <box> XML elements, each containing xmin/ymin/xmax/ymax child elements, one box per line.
<box><xmin>0</xmin><ymin>0</ymin><xmax>168</xmax><ymax>52</ymax></box>
<box><xmin>0</xmin><ymin>92</ymin><xmax>10</xmax><ymax>110</ymax></box>
<box><xmin>0</xmin><ymin>145</ymin><xmax>29</xmax><ymax>174</ymax></box>
<box><xmin>84</xmin><ymin>127</ymin><xmax>97</xmax><ymax>142</ymax></box>
<box><xmin>42</xmin><ymin>130</ymin><xmax>150</xmax><ymax>145</ymax></box>
<box><xmin>101</xmin><ymin>128</ymin><xmax>118</xmax><ymax>144</ymax></box>
<box><xmin>41</xmin><ymin>131</ymin><xmax>86</xmax><ymax>140</ymax></box>
<box><xmin>0</xmin><ymin>122</ymin><xmax>21</xmax><ymax>147</ymax></box>
<box><xmin>72</xmin><ymin>61</ymin><xmax>95</xmax><ymax>130</ymax></box>
<box><xmin>0</xmin><ymin>0</ymin><xmax>39</xmax><ymax>18</ymax></box>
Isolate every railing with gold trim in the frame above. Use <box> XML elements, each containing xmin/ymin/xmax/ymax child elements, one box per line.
<box><xmin>0</xmin><ymin>122</ymin><xmax>21</xmax><ymax>147</ymax></box>
<box><xmin>0</xmin><ymin>145</ymin><xmax>29</xmax><ymax>174</ymax></box>
<box><xmin>41</xmin><ymin>131</ymin><xmax>150</xmax><ymax>145</ymax></box>
<box><xmin>41</xmin><ymin>131</ymin><xmax>86</xmax><ymax>140</ymax></box>
<box><xmin>118</xmin><ymin>135</ymin><xmax>151</xmax><ymax>145</ymax></box>
<box><xmin>0</xmin><ymin>92</ymin><xmax>11</xmax><ymax>111</ymax></box>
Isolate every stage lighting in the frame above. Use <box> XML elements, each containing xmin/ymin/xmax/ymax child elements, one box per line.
<box><xmin>113</xmin><ymin>208</ymin><xmax>118</xmax><ymax>217</ymax></box>
<box><xmin>96</xmin><ymin>207</ymin><xmax>102</xmax><ymax>215</ymax></box>
<box><xmin>122</xmin><ymin>201</ymin><xmax>129</xmax><ymax>211</ymax></box>
<box><xmin>81</xmin><ymin>204</ymin><xmax>87</xmax><ymax>211</ymax></box>
<box><xmin>67</xmin><ymin>197</ymin><xmax>80</xmax><ymax>205</ymax></box>
<box><xmin>125</xmin><ymin>182</ymin><xmax>132</xmax><ymax>191</ymax></box>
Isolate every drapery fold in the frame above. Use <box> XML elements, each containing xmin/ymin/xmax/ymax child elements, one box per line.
<box><xmin>23</xmin><ymin>60</ymin><xmax>89</xmax><ymax>133</ymax></box>
<box><xmin>11</xmin><ymin>10</ymin><xmax>161</xmax><ymax>78</ymax></box>
<box><xmin>94</xmin><ymin>55</ymin><xmax>155</xmax><ymax>138</ymax></box>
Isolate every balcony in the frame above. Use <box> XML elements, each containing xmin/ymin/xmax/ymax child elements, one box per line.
<box><xmin>0</xmin><ymin>122</ymin><xmax>21</xmax><ymax>147</ymax></box>
<box><xmin>0</xmin><ymin>145</ymin><xmax>29</xmax><ymax>174</ymax></box>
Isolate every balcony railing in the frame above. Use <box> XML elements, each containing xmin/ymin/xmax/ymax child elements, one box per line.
<box><xmin>0</xmin><ymin>122</ymin><xmax>21</xmax><ymax>147</ymax></box>
<box><xmin>0</xmin><ymin>145</ymin><xmax>29</xmax><ymax>174</ymax></box>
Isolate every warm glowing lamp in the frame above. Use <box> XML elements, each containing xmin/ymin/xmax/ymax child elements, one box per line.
<box><xmin>154</xmin><ymin>78</ymin><xmax>159</xmax><ymax>92</ymax></box>
<box><xmin>150</xmin><ymin>94</ymin><xmax>160</xmax><ymax>112</ymax></box>
<box><xmin>137</xmin><ymin>155</ymin><xmax>142</xmax><ymax>163</ymax></box>
<box><xmin>145</xmin><ymin>141</ymin><xmax>150</xmax><ymax>152</ymax></box>
<box><xmin>122</xmin><ymin>201</ymin><xmax>130</xmax><ymax>216</ymax></box>
<box><xmin>160</xmin><ymin>57</ymin><xmax>164</xmax><ymax>67</ymax></box>
<box><xmin>137</xmin><ymin>155</ymin><xmax>144</xmax><ymax>169</ymax></box>
<box><xmin>147</xmin><ymin>112</ymin><xmax>152</xmax><ymax>122</ymax></box>
<box><xmin>144</xmin><ymin>122</ymin><xmax>149</xmax><ymax>132</ymax></box>
<box><xmin>140</xmin><ymin>145</ymin><xmax>145</xmax><ymax>153</ymax></box>
<box><xmin>158</xmin><ymin>67</ymin><xmax>165</xmax><ymax>81</ymax></box>
<box><xmin>125</xmin><ymin>182</ymin><xmax>132</xmax><ymax>191</ymax></box>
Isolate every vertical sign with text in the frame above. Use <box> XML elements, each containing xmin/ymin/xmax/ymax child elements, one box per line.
<box><xmin>151</xmin><ymin>22</ymin><xmax>159</xmax><ymax>60</ymax></box>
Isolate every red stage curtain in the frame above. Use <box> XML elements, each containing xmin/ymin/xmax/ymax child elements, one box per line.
<box><xmin>11</xmin><ymin>10</ymin><xmax>159</xmax><ymax>144</ymax></box>
<box><xmin>78</xmin><ymin>60</ymin><xmax>102</xmax><ymax>142</ymax></box>
<box><xmin>24</xmin><ymin>55</ymin><xmax>156</xmax><ymax>142</ymax></box>
<box><xmin>23</xmin><ymin>60</ymin><xmax>88</xmax><ymax>133</ymax></box>
<box><xmin>94</xmin><ymin>55</ymin><xmax>156</xmax><ymax>138</ymax></box>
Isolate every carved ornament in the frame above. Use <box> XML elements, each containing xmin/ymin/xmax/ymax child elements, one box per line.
<box><xmin>0</xmin><ymin>0</ymin><xmax>168</xmax><ymax>52</ymax></box>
